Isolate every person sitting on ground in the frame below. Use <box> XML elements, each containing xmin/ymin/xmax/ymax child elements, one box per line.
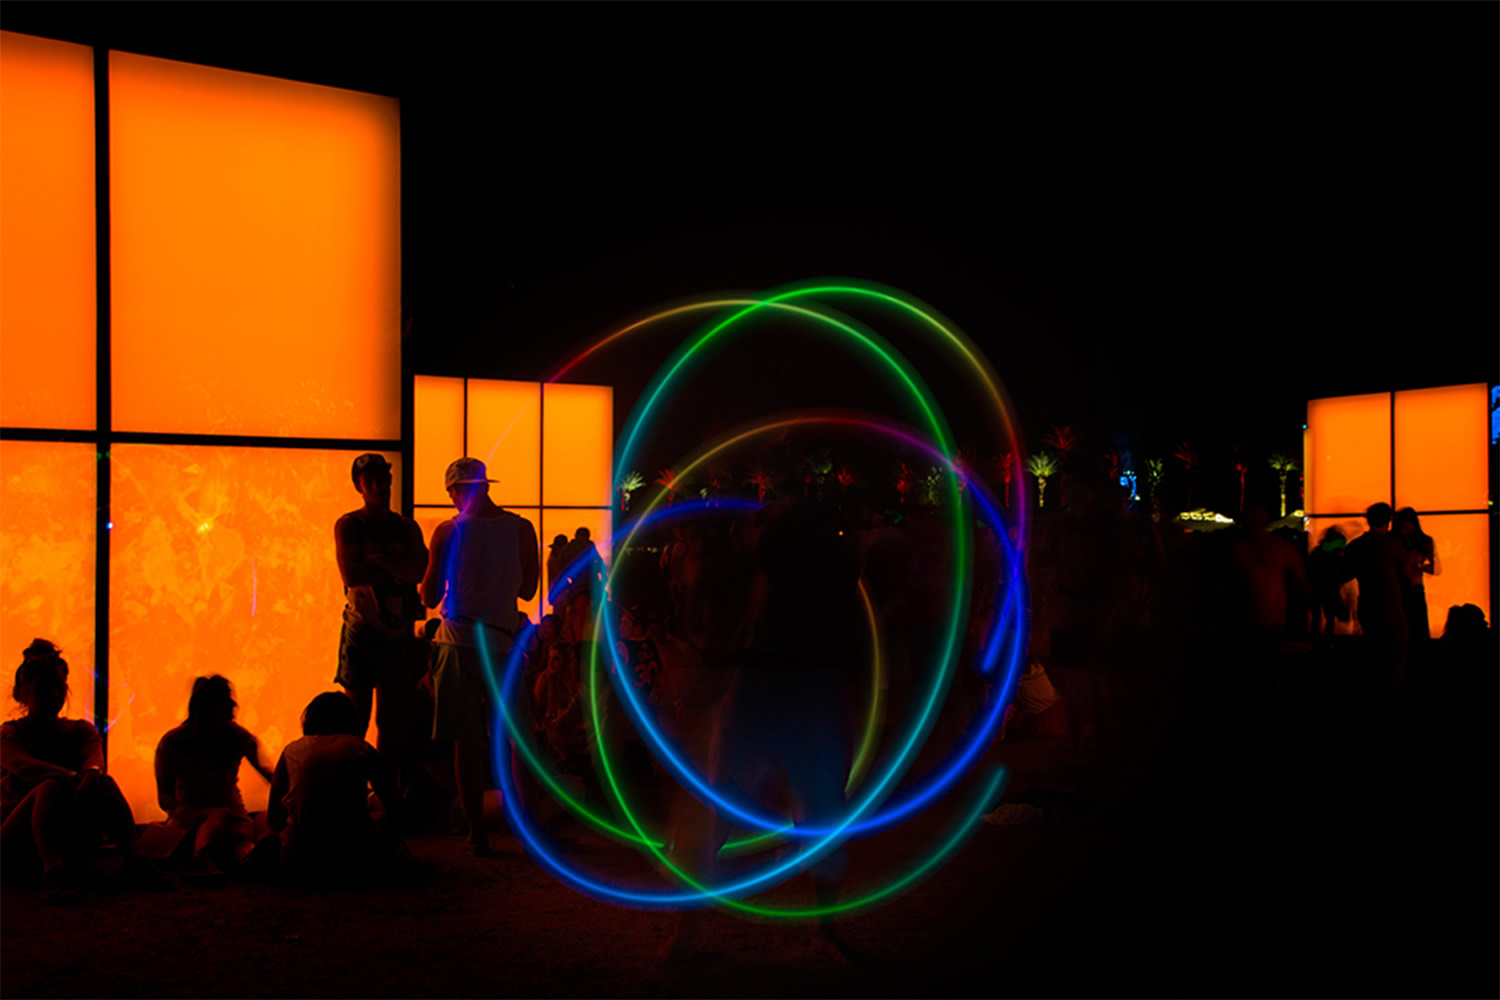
<box><xmin>1</xmin><ymin>639</ymin><xmax>171</xmax><ymax>903</ymax></box>
<box><xmin>265</xmin><ymin>691</ymin><xmax>405</xmax><ymax>883</ymax></box>
<box><xmin>153</xmin><ymin>675</ymin><xmax>273</xmax><ymax>880</ymax></box>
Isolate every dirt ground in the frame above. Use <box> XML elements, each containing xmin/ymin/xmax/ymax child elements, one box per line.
<box><xmin>4</xmin><ymin>647</ymin><xmax>1496</xmax><ymax>999</ymax></box>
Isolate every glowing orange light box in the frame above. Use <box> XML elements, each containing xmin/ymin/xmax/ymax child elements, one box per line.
<box><xmin>0</xmin><ymin>31</ymin><xmax>96</xmax><ymax>430</ymax></box>
<box><xmin>1306</xmin><ymin>385</ymin><xmax>1492</xmax><ymax>627</ymax></box>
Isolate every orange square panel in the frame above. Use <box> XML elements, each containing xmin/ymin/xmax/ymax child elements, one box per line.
<box><xmin>1306</xmin><ymin>392</ymin><xmax>1390</xmax><ymax>516</ymax></box>
<box><xmin>542</xmin><ymin>508</ymin><xmax>611</xmax><ymax>616</ymax></box>
<box><xmin>109</xmin><ymin>51</ymin><xmax>400</xmax><ymax>439</ymax></box>
<box><xmin>542</xmin><ymin>383</ymin><xmax>612</xmax><ymax>508</ymax></box>
<box><xmin>1415</xmin><ymin>514</ymin><xmax>1490</xmax><ymax>633</ymax></box>
<box><xmin>468</xmin><ymin>379</ymin><xmax>540</xmax><ymax>508</ymax></box>
<box><xmin>0</xmin><ymin>31</ymin><xmax>95</xmax><ymax>430</ymax></box>
<box><xmin>108</xmin><ymin>444</ymin><xmax>400</xmax><ymax>821</ymax></box>
<box><xmin>414</xmin><ymin>376</ymin><xmax>464</xmax><ymax>506</ymax></box>
<box><xmin>1394</xmin><ymin>384</ymin><xmax>1490</xmax><ymax>512</ymax></box>
<box><xmin>0</xmin><ymin>441</ymin><xmax>97</xmax><ymax>724</ymax></box>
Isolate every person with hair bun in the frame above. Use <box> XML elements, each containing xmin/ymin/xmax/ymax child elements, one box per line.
<box><xmin>153</xmin><ymin>675</ymin><xmax>273</xmax><ymax>881</ymax></box>
<box><xmin>1</xmin><ymin>640</ymin><xmax>171</xmax><ymax>903</ymax></box>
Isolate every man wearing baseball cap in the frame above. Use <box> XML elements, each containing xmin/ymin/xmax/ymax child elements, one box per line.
<box><xmin>420</xmin><ymin>456</ymin><xmax>539</xmax><ymax>854</ymax></box>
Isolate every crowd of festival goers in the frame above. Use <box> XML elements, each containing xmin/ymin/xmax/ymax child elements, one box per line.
<box><xmin>1</xmin><ymin>448</ymin><xmax>1493</xmax><ymax>906</ymax></box>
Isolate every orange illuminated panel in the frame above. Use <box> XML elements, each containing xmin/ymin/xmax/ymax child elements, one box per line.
<box><xmin>542</xmin><ymin>383</ymin><xmax>612</xmax><ymax>507</ymax></box>
<box><xmin>0</xmin><ymin>32</ymin><xmax>95</xmax><ymax>430</ymax></box>
<box><xmin>414</xmin><ymin>376</ymin><xmax>464</xmax><ymax>506</ymax></box>
<box><xmin>416</xmin><ymin>506</ymin><xmax>541</xmax><ymax>630</ymax></box>
<box><xmin>1306</xmin><ymin>392</ymin><xmax>1390</xmax><ymax>515</ymax></box>
<box><xmin>1417</xmin><ymin>514</ymin><xmax>1490</xmax><ymax>631</ymax></box>
<box><xmin>0</xmin><ymin>442</ymin><xmax>96</xmax><ymax>723</ymax></box>
<box><xmin>1394</xmin><ymin>384</ymin><xmax>1490</xmax><ymax>512</ymax></box>
<box><xmin>108</xmin><ymin>445</ymin><xmax>401</xmax><ymax>820</ymax></box>
<box><xmin>468</xmin><ymin>379</ymin><xmax>540</xmax><ymax>507</ymax></box>
<box><xmin>542</xmin><ymin>508</ymin><xmax>612</xmax><ymax>616</ymax></box>
<box><xmin>109</xmin><ymin>52</ymin><xmax>400</xmax><ymax>439</ymax></box>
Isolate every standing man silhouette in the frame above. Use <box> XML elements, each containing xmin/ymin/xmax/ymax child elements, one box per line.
<box><xmin>421</xmin><ymin>458</ymin><xmax>539</xmax><ymax>854</ymax></box>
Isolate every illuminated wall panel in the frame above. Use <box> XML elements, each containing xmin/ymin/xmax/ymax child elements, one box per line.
<box><xmin>468</xmin><ymin>379</ymin><xmax>540</xmax><ymax>507</ymax></box>
<box><xmin>109</xmin><ymin>52</ymin><xmax>400</xmax><ymax>439</ymax></box>
<box><xmin>1306</xmin><ymin>392</ymin><xmax>1390</xmax><ymax>515</ymax></box>
<box><xmin>1394</xmin><ymin>384</ymin><xmax>1490</xmax><ymax>512</ymax></box>
<box><xmin>0</xmin><ymin>442</ymin><xmax>96</xmax><ymax>723</ymax></box>
<box><xmin>108</xmin><ymin>445</ymin><xmax>401</xmax><ymax>820</ymax></box>
<box><xmin>1416</xmin><ymin>514</ymin><xmax>1490</xmax><ymax>629</ymax></box>
<box><xmin>414</xmin><ymin>376</ymin><xmax>464</xmax><ymax>506</ymax></box>
<box><xmin>542</xmin><ymin>508</ymin><xmax>612</xmax><ymax>613</ymax></box>
<box><xmin>542</xmin><ymin>383</ymin><xmax>613</xmax><ymax>507</ymax></box>
<box><xmin>0</xmin><ymin>32</ymin><xmax>95</xmax><ymax>430</ymax></box>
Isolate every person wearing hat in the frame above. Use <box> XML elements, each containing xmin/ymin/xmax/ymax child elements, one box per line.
<box><xmin>546</xmin><ymin>534</ymin><xmax>570</xmax><ymax>606</ymax></box>
<box><xmin>333</xmin><ymin>454</ymin><xmax>429</xmax><ymax>767</ymax></box>
<box><xmin>420</xmin><ymin>457</ymin><xmax>539</xmax><ymax>854</ymax></box>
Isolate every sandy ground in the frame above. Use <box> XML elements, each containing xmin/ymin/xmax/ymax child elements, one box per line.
<box><xmin>4</xmin><ymin>649</ymin><xmax>1496</xmax><ymax>999</ymax></box>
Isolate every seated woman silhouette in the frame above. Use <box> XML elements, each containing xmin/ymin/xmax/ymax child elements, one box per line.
<box><xmin>153</xmin><ymin>675</ymin><xmax>273</xmax><ymax>880</ymax></box>
<box><xmin>266</xmin><ymin>691</ymin><xmax>404</xmax><ymax>883</ymax></box>
<box><xmin>1</xmin><ymin>639</ymin><xmax>171</xmax><ymax>903</ymax></box>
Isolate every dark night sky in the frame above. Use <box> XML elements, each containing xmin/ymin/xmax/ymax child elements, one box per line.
<box><xmin>6</xmin><ymin>4</ymin><xmax>1497</xmax><ymax>503</ymax></box>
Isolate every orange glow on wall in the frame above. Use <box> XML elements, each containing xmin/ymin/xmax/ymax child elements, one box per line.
<box><xmin>1307</xmin><ymin>384</ymin><xmax>1492</xmax><ymax>634</ymax></box>
<box><xmin>1394</xmin><ymin>384</ymin><xmax>1490</xmax><ymax>512</ymax></box>
<box><xmin>108</xmin><ymin>445</ymin><xmax>401</xmax><ymax>821</ymax></box>
<box><xmin>108</xmin><ymin>51</ymin><xmax>400</xmax><ymax>439</ymax></box>
<box><xmin>414</xmin><ymin>376</ymin><xmax>464</xmax><ymax>506</ymax></box>
<box><xmin>469</xmin><ymin>380</ymin><xmax>540</xmax><ymax>507</ymax></box>
<box><xmin>0</xmin><ymin>32</ymin><xmax>96</xmax><ymax>430</ymax></box>
<box><xmin>542</xmin><ymin>383</ymin><xmax>613</xmax><ymax>508</ymax></box>
<box><xmin>1306</xmin><ymin>392</ymin><xmax>1390</xmax><ymax>515</ymax></box>
<box><xmin>0</xmin><ymin>442</ymin><xmax>97</xmax><ymax>724</ymax></box>
<box><xmin>542</xmin><ymin>508</ymin><xmax>612</xmax><ymax>612</ymax></box>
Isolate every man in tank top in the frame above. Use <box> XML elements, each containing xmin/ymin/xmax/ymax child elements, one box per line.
<box><xmin>421</xmin><ymin>457</ymin><xmax>539</xmax><ymax>854</ymax></box>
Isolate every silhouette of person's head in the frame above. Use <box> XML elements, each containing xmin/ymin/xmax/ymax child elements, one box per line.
<box><xmin>575</xmin><ymin>527</ymin><xmax>590</xmax><ymax>542</ymax></box>
<box><xmin>351</xmin><ymin>453</ymin><xmax>393</xmax><ymax>510</ymax></box>
<box><xmin>302</xmin><ymin>692</ymin><xmax>362</xmax><ymax>736</ymax></box>
<box><xmin>1320</xmin><ymin>525</ymin><xmax>1346</xmax><ymax>547</ymax></box>
<box><xmin>1365</xmin><ymin>502</ymin><xmax>1393</xmax><ymax>532</ymax></box>
<box><xmin>1394</xmin><ymin>506</ymin><xmax>1423</xmax><ymax>540</ymax></box>
<box><xmin>12</xmin><ymin>639</ymin><xmax>68</xmax><ymax>719</ymax></box>
<box><xmin>187</xmin><ymin>675</ymin><xmax>237</xmax><ymax>728</ymax></box>
<box><xmin>445</xmin><ymin>458</ymin><xmax>495</xmax><ymax>514</ymax></box>
<box><xmin>551</xmin><ymin>535</ymin><xmax>568</xmax><ymax>550</ymax></box>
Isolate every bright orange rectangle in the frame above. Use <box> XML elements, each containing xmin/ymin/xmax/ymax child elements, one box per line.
<box><xmin>1306</xmin><ymin>392</ymin><xmax>1390</xmax><ymax>515</ymax></box>
<box><xmin>541</xmin><ymin>508</ymin><xmax>611</xmax><ymax>616</ymax></box>
<box><xmin>108</xmin><ymin>444</ymin><xmax>401</xmax><ymax>821</ymax></box>
<box><xmin>0</xmin><ymin>442</ymin><xmax>96</xmax><ymax>724</ymax></box>
<box><xmin>468</xmin><ymin>379</ymin><xmax>540</xmax><ymax>507</ymax></box>
<box><xmin>109</xmin><ymin>51</ymin><xmax>400</xmax><ymax>439</ymax></box>
<box><xmin>0</xmin><ymin>31</ymin><xmax>95</xmax><ymax>430</ymax></box>
<box><xmin>1417</xmin><ymin>514</ymin><xmax>1490</xmax><ymax>633</ymax></box>
<box><xmin>1394</xmin><ymin>384</ymin><xmax>1491</xmax><ymax>512</ymax></box>
<box><xmin>415</xmin><ymin>505</ymin><xmax>541</xmax><ymax>629</ymax></box>
<box><xmin>542</xmin><ymin>383</ymin><xmax>612</xmax><ymax>507</ymax></box>
<box><xmin>414</xmin><ymin>376</ymin><xmax>464</xmax><ymax>507</ymax></box>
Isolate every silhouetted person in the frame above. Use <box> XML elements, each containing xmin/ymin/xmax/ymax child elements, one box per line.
<box><xmin>1</xmin><ymin>640</ymin><xmax>171</xmax><ymax>903</ymax></box>
<box><xmin>1308</xmin><ymin>525</ymin><xmax>1349</xmax><ymax>646</ymax></box>
<box><xmin>421</xmin><ymin>457</ymin><xmax>539</xmax><ymax>854</ymax></box>
<box><xmin>335</xmin><ymin>453</ymin><xmax>430</xmax><ymax>741</ymax></box>
<box><xmin>546</xmin><ymin>534</ymin><xmax>569</xmax><ymax>605</ymax></box>
<box><xmin>1340</xmin><ymin>503</ymin><xmax>1411</xmax><ymax>706</ymax></box>
<box><xmin>1393</xmin><ymin>508</ymin><xmax>1437</xmax><ymax>644</ymax></box>
<box><xmin>557</xmin><ymin>527</ymin><xmax>604</xmax><ymax>609</ymax></box>
<box><xmin>266</xmin><ymin>692</ymin><xmax>404</xmax><ymax>883</ymax></box>
<box><xmin>153</xmin><ymin>675</ymin><xmax>273</xmax><ymax>879</ymax></box>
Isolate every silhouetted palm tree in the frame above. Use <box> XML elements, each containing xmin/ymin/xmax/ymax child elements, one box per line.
<box><xmin>1172</xmin><ymin>441</ymin><xmax>1198</xmax><ymax>509</ymax></box>
<box><xmin>655</xmin><ymin>468</ymin><xmax>686</xmax><ymax>505</ymax></box>
<box><xmin>1026</xmin><ymin>452</ymin><xmax>1059</xmax><ymax>509</ymax></box>
<box><xmin>746</xmin><ymin>467</ymin><xmax>774</xmax><ymax>503</ymax></box>
<box><xmin>994</xmin><ymin>452</ymin><xmax>1016</xmax><ymax>508</ymax></box>
<box><xmin>617</xmin><ymin>470</ymin><xmax>645</xmax><ymax>512</ymax></box>
<box><xmin>1145</xmin><ymin>458</ymin><xmax>1165</xmax><ymax>522</ymax></box>
<box><xmin>1268</xmin><ymin>452</ymin><xmax>1299</xmax><ymax>518</ymax></box>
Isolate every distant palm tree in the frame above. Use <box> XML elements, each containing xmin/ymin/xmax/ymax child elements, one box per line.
<box><xmin>1044</xmin><ymin>426</ymin><xmax>1080</xmax><ymax>459</ymax></box>
<box><xmin>895</xmin><ymin>462</ymin><xmax>916</xmax><ymax>505</ymax></box>
<box><xmin>1268</xmin><ymin>452</ymin><xmax>1299</xmax><ymax>518</ymax></box>
<box><xmin>1026</xmin><ymin>452</ymin><xmax>1059</xmax><ymax>509</ymax></box>
<box><xmin>746</xmin><ymin>467</ymin><xmax>774</xmax><ymax>503</ymax></box>
<box><xmin>1233</xmin><ymin>447</ymin><xmax>1250</xmax><ymax>514</ymax></box>
<box><xmin>655</xmin><ymin>468</ymin><xmax>687</xmax><ymax>505</ymax></box>
<box><xmin>617</xmin><ymin>470</ymin><xmax>645</xmax><ymax>512</ymax></box>
<box><xmin>994</xmin><ymin>452</ymin><xmax>1016</xmax><ymax>508</ymax></box>
<box><xmin>835</xmin><ymin>465</ymin><xmax>859</xmax><ymax>493</ymax></box>
<box><xmin>920</xmin><ymin>467</ymin><xmax>943</xmax><ymax>506</ymax></box>
<box><xmin>1145</xmin><ymin>457</ymin><xmax>1165</xmax><ymax>522</ymax></box>
<box><xmin>1172</xmin><ymin>441</ymin><xmax>1198</xmax><ymax>509</ymax></box>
